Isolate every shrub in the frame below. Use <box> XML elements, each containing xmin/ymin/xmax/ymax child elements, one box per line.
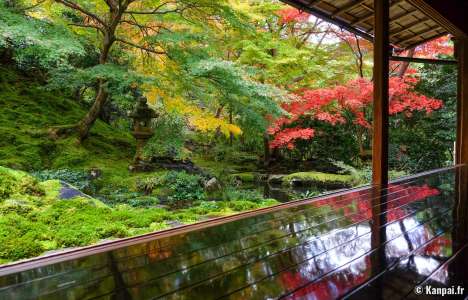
<box><xmin>223</xmin><ymin>188</ymin><xmax>264</xmax><ymax>203</ymax></box>
<box><xmin>144</xmin><ymin>112</ymin><xmax>187</xmax><ymax>160</ymax></box>
<box><xmin>33</xmin><ymin>169</ymin><xmax>96</xmax><ymax>194</ymax></box>
<box><xmin>162</xmin><ymin>171</ymin><xmax>206</xmax><ymax>209</ymax></box>
<box><xmin>136</xmin><ymin>176</ymin><xmax>163</xmax><ymax>195</ymax></box>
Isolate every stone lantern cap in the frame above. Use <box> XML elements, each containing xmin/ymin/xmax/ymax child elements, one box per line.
<box><xmin>128</xmin><ymin>89</ymin><xmax>158</xmax><ymax>121</ymax></box>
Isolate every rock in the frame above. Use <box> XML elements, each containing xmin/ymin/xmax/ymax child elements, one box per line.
<box><xmin>167</xmin><ymin>220</ymin><xmax>184</xmax><ymax>228</ymax></box>
<box><xmin>88</xmin><ymin>168</ymin><xmax>102</xmax><ymax>180</ymax></box>
<box><xmin>281</xmin><ymin>171</ymin><xmax>355</xmax><ymax>189</ymax></box>
<box><xmin>205</xmin><ymin>177</ymin><xmax>221</xmax><ymax>192</ymax></box>
<box><xmin>267</xmin><ymin>174</ymin><xmax>286</xmax><ymax>184</ymax></box>
<box><xmin>231</xmin><ymin>173</ymin><xmax>256</xmax><ymax>183</ymax></box>
<box><xmin>59</xmin><ymin>181</ymin><xmax>92</xmax><ymax>200</ymax></box>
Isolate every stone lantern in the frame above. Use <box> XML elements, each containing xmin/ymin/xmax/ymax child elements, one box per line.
<box><xmin>128</xmin><ymin>89</ymin><xmax>158</xmax><ymax>165</ymax></box>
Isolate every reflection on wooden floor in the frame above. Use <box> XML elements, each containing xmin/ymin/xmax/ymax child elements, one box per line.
<box><xmin>0</xmin><ymin>166</ymin><xmax>467</xmax><ymax>299</ymax></box>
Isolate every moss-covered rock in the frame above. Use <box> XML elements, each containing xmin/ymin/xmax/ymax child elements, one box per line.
<box><xmin>231</xmin><ymin>172</ymin><xmax>258</xmax><ymax>183</ymax></box>
<box><xmin>282</xmin><ymin>171</ymin><xmax>357</xmax><ymax>189</ymax></box>
<box><xmin>0</xmin><ymin>166</ymin><xmax>44</xmax><ymax>200</ymax></box>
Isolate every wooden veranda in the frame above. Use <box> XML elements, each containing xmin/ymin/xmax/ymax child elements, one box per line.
<box><xmin>0</xmin><ymin>1</ymin><xmax>468</xmax><ymax>299</ymax></box>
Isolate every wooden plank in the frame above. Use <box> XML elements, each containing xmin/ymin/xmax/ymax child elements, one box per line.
<box><xmin>280</xmin><ymin>0</ymin><xmax>375</xmax><ymax>42</ymax></box>
<box><xmin>406</xmin><ymin>0</ymin><xmax>467</xmax><ymax>38</ymax></box>
<box><xmin>390</xmin><ymin>16</ymin><xmax>430</xmax><ymax>38</ymax></box>
<box><xmin>331</xmin><ymin>0</ymin><xmax>367</xmax><ymax>17</ymax></box>
<box><xmin>372</xmin><ymin>0</ymin><xmax>390</xmax><ymax>186</ymax></box>
<box><xmin>389</xmin><ymin>55</ymin><xmax>457</xmax><ymax>65</ymax></box>
<box><xmin>395</xmin><ymin>25</ymin><xmax>442</xmax><ymax>45</ymax></box>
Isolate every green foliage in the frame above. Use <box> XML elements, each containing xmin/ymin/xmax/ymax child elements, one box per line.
<box><xmin>231</xmin><ymin>172</ymin><xmax>257</xmax><ymax>183</ymax></box>
<box><xmin>189</xmin><ymin>59</ymin><xmax>285</xmax><ymax>133</ymax></box>
<box><xmin>389</xmin><ymin>63</ymin><xmax>457</xmax><ymax>173</ymax></box>
<box><xmin>0</xmin><ymin>166</ymin><xmax>44</xmax><ymax>200</ymax></box>
<box><xmin>144</xmin><ymin>112</ymin><xmax>188</xmax><ymax>159</ymax></box>
<box><xmin>162</xmin><ymin>171</ymin><xmax>206</xmax><ymax>208</ymax></box>
<box><xmin>0</xmin><ymin>2</ymin><xmax>86</xmax><ymax>70</ymax></box>
<box><xmin>222</xmin><ymin>188</ymin><xmax>267</xmax><ymax>203</ymax></box>
<box><xmin>0</xmin><ymin>66</ymin><xmax>134</xmax><ymax>171</ymax></box>
<box><xmin>286</xmin><ymin>120</ymin><xmax>360</xmax><ymax>164</ymax></box>
<box><xmin>33</xmin><ymin>169</ymin><xmax>96</xmax><ymax>194</ymax></box>
<box><xmin>48</xmin><ymin>64</ymin><xmax>150</xmax><ymax>109</ymax></box>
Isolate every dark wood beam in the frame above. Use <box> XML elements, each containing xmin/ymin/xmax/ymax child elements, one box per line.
<box><xmin>456</xmin><ymin>38</ymin><xmax>468</xmax><ymax>165</ymax></box>
<box><xmin>396</xmin><ymin>26</ymin><xmax>442</xmax><ymax>45</ymax></box>
<box><xmin>455</xmin><ymin>37</ymin><xmax>468</xmax><ymax>244</ymax></box>
<box><xmin>352</xmin><ymin>0</ymin><xmax>403</xmax><ymax>27</ymax></box>
<box><xmin>390</xmin><ymin>56</ymin><xmax>457</xmax><ymax>65</ymax></box>
<box><xmin>280</xmin><ymin>0</ymin><xmax>374</xmax><ymax>42</ymax></box>
<box><xmin>390</xmin><ymin>17</ymin><xmax>430</xmax><ymax>38</ymax></box>
<box><xmin>372</xmin><ymin>0</ymin><xmax>390</xmax><ymax>186</ymax></box>
<box><xmin>331</xmin><ymin>0</ymin><xmax>367</xmax><ymax>17</ymax></box>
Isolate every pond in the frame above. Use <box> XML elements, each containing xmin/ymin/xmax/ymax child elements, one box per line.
<box><xmin>238</xmin><ymin>180</ymin><xmax>346</xmax><ymax>203</ymax></box>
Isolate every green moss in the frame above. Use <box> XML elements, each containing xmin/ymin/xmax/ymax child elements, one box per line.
<box><xmin>0</xmin><ymin>66</ymin><xmax>134</xmax><ymax>172</ymax></box>
<box><xmin>282</xmin><ymin>171</ymin><xmax>355</xmax><ymax>187</ymax></box>
<box><xmin>231</xmin><ymin>172</ymin><xmax>256</xmax><ymax>183</ymax></box>
<box><xmin>0</xmin><ymin>166</ymin><xmax>44</xmax><ymax>200</ymax></box>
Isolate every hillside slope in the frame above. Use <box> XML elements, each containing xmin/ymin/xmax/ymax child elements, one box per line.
<box><xmin>0</xmin><ymin>65</ymin><xmax>134</xmax><ymax>171</ymax></box>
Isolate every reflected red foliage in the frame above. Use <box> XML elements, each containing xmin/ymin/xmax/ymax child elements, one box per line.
<box><xmin>423</xmin><ymin>235</ymin><xmax>451</xmax><ymax>256</ymax></box>
<box><xmin>312</xmin><ymin>183</ymin><xmax>440</xmax><ymax>223</ymax></box>
<box><xmin>279</xmin><ymin>184</ymin><xmax>442</xmax><ymax>300</ymax></box>
<box><xmin>281</xmin><ymin>257</ymin><xmax>370</xmax><ymax>300</ymax></box>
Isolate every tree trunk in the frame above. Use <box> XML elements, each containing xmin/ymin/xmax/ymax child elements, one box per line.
<box><xmin>229</xmin><ymin>109</ymin><xmax>233</xmax><ymax>146</ymax></box>
<box><xmin>76</xmin><ymin>33</ymin><xmax>114</xmax><ymax>141</ymax></box>
<box><xmin>77</xmin><ymin>83</ymin><xmax>108</xmax><ymax>140</ymax></box>
<box><xmin>263</xmin><ymin>133</ymin><xmax>271</xmax><ymax>167</ymax></box>
<box><xmin>397</xmin><ymin>48</ymin><xmax>415</xmax><ymax>78</ymax></box>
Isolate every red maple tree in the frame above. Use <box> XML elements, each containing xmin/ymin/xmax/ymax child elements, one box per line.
<box><xmin>268</xmin><ymin>76</ymin><xmax>443</xmax><ymax>150</ymax></box>
<box><xmin>277</xmin><ymin>7</ymin><xmax>310</xmax><ymax>24</ymax></box>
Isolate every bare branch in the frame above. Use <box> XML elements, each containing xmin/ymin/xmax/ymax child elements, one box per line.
<box><xmin>124</xmin><ymin>1</ymin><xmax>177</xmax><ymax>15</ymax></box>
<box><xmin>115</xmin><ymin>38</ymin><xmax>166</xmax><ymax>55</ymax></box>
<box><xmin>22</xmin><ymin>0</ymin><xmax>47</xmax><ymax>11</ymax></box>
<box><xmin>69</xmin><ymin>22</ymin><xmax>104</xmax><ymax>33</ymax></box>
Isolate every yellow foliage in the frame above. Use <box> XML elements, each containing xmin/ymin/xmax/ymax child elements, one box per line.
<box><xmin>145</xmin><ymin>87</ymin><xmax>242</xmax><ymax>137</ymax></box>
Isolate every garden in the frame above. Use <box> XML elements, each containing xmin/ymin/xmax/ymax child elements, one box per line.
<box><xmin>0</xmin><ymin>0</ymin><xmax>457</xmax><ymax>264</ymax></box>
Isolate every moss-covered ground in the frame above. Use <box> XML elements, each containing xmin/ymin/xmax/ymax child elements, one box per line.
<box><xmin>0</xmin><ymin>66</ymin><xmax>280</xmax><ymax>264</ymax></box>
<box><xmin>0</xmin><ymin>166</ymin><xmax>278</xmax><ymax>264</ymax></box>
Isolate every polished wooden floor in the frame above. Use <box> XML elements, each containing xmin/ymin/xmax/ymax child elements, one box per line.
<box><xmin>0</xmin><ymin>167</ymin><xmax>467</xmax><ymax>300</ymax></box>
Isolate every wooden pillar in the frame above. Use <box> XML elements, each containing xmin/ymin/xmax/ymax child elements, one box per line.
<box><xmin>372</xmin><ymin>0</ymin><xmax>390</xmax><ymax>186</ymax></box>
<box><xmin>370</xmin><ymin>3</ymin><xmax>390</xmax><ymax>294</ymax></box>
<box><xmin>455</xmin><ymin>38</ymin><xmax>468</xmax><ymax>244</ymax></box>
<box><xmin>456</xmin><ymin>38</ymin><xmax>468</xmax><ymax>165</ymax></box>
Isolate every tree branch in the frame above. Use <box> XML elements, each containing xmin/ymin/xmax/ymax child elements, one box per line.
<box><xmin>124</xmin><ymin>1</ymin><xmax>177</xmax><ymax>15</ymax></box>
<box><xmin>54</xmin><ymin>0</ymin><xmax>107</xmax><ymax>27</ymax></box>
<box><xmin>69</xmin><ymin>22</ymin><xmax>104</xmax><ymax>33</ymax></box>
<box><xmin>115</xmin><ymin>38</ymin><xmax>166</xmax><ymax>55</ymax></box>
